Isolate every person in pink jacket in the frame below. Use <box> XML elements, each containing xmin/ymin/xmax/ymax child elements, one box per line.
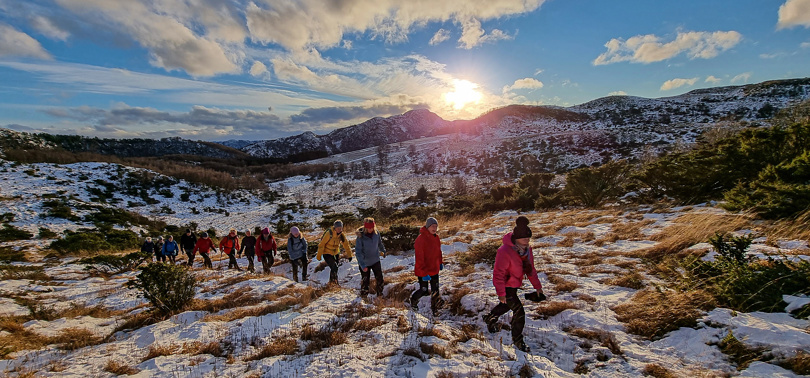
<box><xmin>482</xmin><ymin>216</ymin><xmax>546</xmax><ymax>353</ymax></box>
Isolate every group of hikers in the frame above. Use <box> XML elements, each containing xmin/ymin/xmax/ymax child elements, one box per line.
<box><xmin>139</xmin><ymin>215</ymin><xmax>546</xmax><ymax>353</ymax></box>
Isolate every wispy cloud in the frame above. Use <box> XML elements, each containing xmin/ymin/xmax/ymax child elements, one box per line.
<box><xmin>660</xmin><ymin>77</ymin><xmax>698</xmax><ymax>91</ymax></box>
<box><xmin>778</xmin><ymin>0</ymin><xmax>810</xmax><ymax>29</ymax></box>
<box><xmin>502</xmin><ymin>78</ymin><xmax>544</xmax><ymax>93</ymax></box>
<box><xmin>801</xmin><ymin>41</ymin><xmax>810</xmax><ymax>48</ymax></box>
<box><xmin>731</xmin><ymin>72</ymin><xmax>752</xmax><ymax>84</ymax></box>
<box><xmin>249</xmin><ymin>61</ymin><xmax>268</xmax><ymax>77</ymax></box>
<box><xmin>0</xmin><ymin>23</ymin><xmax>51</xmax><ymax>59</ymax></box>
<box><xmin>705</xmin><ymin>75</ymin><xmax>722</xmax><ymax>83</ymax></box>
<box><xmin>593</xmin><ymin>30</ymin><xmax>742</xmax><ymax>65</ymax></box>
<box><xmin>429</xmin><ymin>29</ymin><xmax>451</xmax><ymax>46</ymax></box>
<box><xmin>608</xmin><ymin>90</ymin><xmax>627</xmax><ymax>96</ymax></box>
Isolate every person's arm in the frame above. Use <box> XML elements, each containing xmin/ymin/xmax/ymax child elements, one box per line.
<box><xmin>526</xmin><ymin>250</ymin><xmax>543</xmax><ymax>292</ymax></box>
<box><xmin>271</xmin><ymin>237</ymin><xmax>277</xmax><ymax>255</ymax></box>
<box><xmin>342</xmin><ymin>237</ymin><xmax>354</xmax><ymax>259</ymax></box>
<box><xmin>355</xmin><ymin>236</ymin><xmax>365</xmax><ymax>269</ymax></box>
<box><xmin>414</xmin><ymin>236</ymin><xmax>425</xmax><ymax>277</ymax></box>
<box><xmin>377</xmin><ymin>234</ymin><xmax>386</xmax><ymax>257</ymax></box>
<box><xmin>492</xmin><ymin>249</ymin><xmax>508</xmax><ymax>301</ymax></box>
<box><xmin>316</xmin><ymin>232</ymin><xmax>328</xmax><ymax>261</ymax></box>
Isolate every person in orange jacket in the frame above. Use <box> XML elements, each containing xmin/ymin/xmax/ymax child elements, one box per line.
<box><xmin>192</xmin><ymin>232</ymin><xmax>216</xmax><ymax>269</ymax></box>
<box><xmin>409</xmin><ymin>217</ymin><xmax>445</xmax><ymax>315</ymax></box>
<box><xmin>219</xmin><ymin>228</ymin><xmax>241</xmax><ymax>271</ymax></box>
<box><xmin>255</xmin><ymin>228</ymin><xmax>278</xmax><ymax>274</ymax></box>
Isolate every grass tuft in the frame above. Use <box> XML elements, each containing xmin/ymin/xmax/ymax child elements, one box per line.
<box><xmin>104</xmin><ymin>360</ymin><xmax>140</xmax><ymax>375</ymax></box>
<box><xmin>613</xmin><ymin>289</ymin><xmax>715</xmax><ymax>339</ymax></box>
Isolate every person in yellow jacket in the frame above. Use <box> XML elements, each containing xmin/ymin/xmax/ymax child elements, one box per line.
<box><xmin>317</xmin><ymin>220</ymin><xmax>353</xmax><ymax>284</ymax></box>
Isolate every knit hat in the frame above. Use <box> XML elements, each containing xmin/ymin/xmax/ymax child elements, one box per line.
<box><xmin>334</xmin><ymin>220</ymin><xmax>343</xmax><ymax>228</ymax></box>
<box><xmin>512</xmin><ymin>216</ymin><xmax>532</xmax><ymax>240</ymax></box>
<box><xmin>185</xmin><ymin>229</ymin><xmax>191</xmax><ymax>234</ymax></box>
<box><xmin>290</xmin><ymin>226</ymin><xmax>300</xmax><ymax>236</ymax></box>
<box><xmin>261</xmin><ymin>227</ymin><xmax>270</xmax><ymax>235</ymax></box>
<box><xmin>158</xmin><ymin>236</ymin><xmax>164</xmax><ymax>240</ymax></box>
<box><xmin>201</xmin><ymin>232</ymin><xmax>208</xmax><ymax>238</ymax></box>
<box><xmin>425</xmin><ymin>217</ymin><xmax>438</xmax><ymax>228</ymax></box>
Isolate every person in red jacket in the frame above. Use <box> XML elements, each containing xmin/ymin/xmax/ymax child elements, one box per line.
<box><xmin>220</xmin><ymin>228</ymin><xmax>241</xmax><ymax>271</ymax></box>
<box><xmin>409</xmin><ymin>217</ymin><xmax>445</xmax><ymax>315</ymax></box>
<box><xmin>482</xmin><ymin>216</ymin><xmax>546</xmax><ymax>353</ymax></box>
<box><xmin>255</xmin><ymin>228</ymin><xmax>278</xmax><ymax>274</ymax></box>
<box><xmin>192</xmin><ymin>232</ymin><xmax>217</xmax><ymax>269</ymax></box>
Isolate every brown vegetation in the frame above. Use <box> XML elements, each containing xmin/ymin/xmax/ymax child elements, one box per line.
<box><xmin>613</xmin><ymin>289</ymin><xmax>715</xmax><ymax>339</ymax></box>
<box><xmin>634</xmin><ymin>212</ymin><xmax>753</xmax><ymax>260</ymax></box>
<box><xmin>104</xmin><ymin>360</ymin><xmax>140</xmax><ymax>375</ymax></box>
<box><xmin>604</xmin><ymin>271</ymin><xmax>646</xmax><ymax>290</ymax></box>
<box><xmin>642</xmin><ymin>364</ymin><xmax>677</xmax><ymax>378</ymax></box>
<box><xmin>547</xmin><ymin>274</ymin><xmax>579</xmax><ymax>292</ymax></box>
<box><xmin>246</xmin><ymin>336</ymin><xmax>298</xmax><ymax>361</ymax></box>
<box><xmin>142</xmin><ymin>344</ymin><xmax>178</xmax><ymax>361</ymax></box>
<box><xmin>534</xmin><ymin>301</ymin><xmax>580</xmax><ymax>319</ymax></box>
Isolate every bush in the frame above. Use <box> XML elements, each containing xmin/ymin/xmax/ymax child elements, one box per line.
<box><xmin>79</xmin><ymin>250</ymin><xmax>151</xmax><ymax>275</ymax></box>
<box><xmin>381</xmin><ymin>224</ymin><xmax>421</xmax><ymax>253</ymax></box>
<box><xmin>128</xmin><ymin>263</ymin><xmax>197</xmax><ymax>315</ymax></box>
<box><xmin>457</xmin><ymin>239</ymin><xmax>501</xmax><ymax>270</ymax></box>
<box><xmin>563</xmin><ymin>160</ymin><xmax>630</xmax><ymax>207</ymax></box>
<box><xmin>0</xmin><ymin>246</ymin><xmax>26</xmax><ymax>262</ymax></box>
<box><xmin>0</xmin><ymin>224</ymin><xmax>33</xmax><ymax>242</ymax></box>
<box><xmin>708</xmin><ymin>232</ymin><xmax>754</xmax><ymax>265</ymax></box>
<box><xmin>50</xmin><ymin>229</ymin><xmax>140</xmax><ymax>255</ymax></box>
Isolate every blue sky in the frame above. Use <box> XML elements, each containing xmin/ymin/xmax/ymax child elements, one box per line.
<box><xmin>1</xmin><ymin>0</ymin><xmax>809</xmax><ymax>141</ymax></box>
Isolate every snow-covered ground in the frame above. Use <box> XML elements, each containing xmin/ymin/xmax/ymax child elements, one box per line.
<box><xmin>2</xmin><ymin>159</ymin><xmax>810</xmax><ymax>377</ymax></box>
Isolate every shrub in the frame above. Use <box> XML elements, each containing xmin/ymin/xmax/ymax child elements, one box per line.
<box><xmin>79</xmin><ymin>250</ymin><xmax>151</xmax><ymax>275</ymax></box>
<box><xmin>38</xmin><ymin>227</ymin><xmax>58</xmax><ymax>239</ymax></box>
<box><xmin>708</xmin><ymin>232</ymin><xmax>754</xmax><ymax>264</ymax></box>
<box><xmin>381</xmin><ymin>224</ymin><xmax>421</xmax><ymax>253</ymax></box>
<box><xmin>128</xmin><ymin>263</ymin><xmax>197</xmax><ymax>315</ymax></box>
<box><xmin>457</xmin><ymin>239</ymin><xmax>501</xmax><ymax>270</ymax></box>
<box><xmin>50</xmin><ymin>229</ymin><xmax>140</xmax><ymax>255</ymax></box>
<box><xmin>563</xmin><ymin>160</ymin><xmax>631</xmax><ymax>207</ymax></box>
<box><xmin>613</xmin><ymin>289</ymin><xmax>715</xmax><ymax>339</ymax></box>
<box><xmin>0</xmin><ymin>224</ymin><xmax>33</xmax><ymax>242</ymax></box>
<box><xmin>0</xmin><ymin>246</ymin><xmax>25</xmax><ymax>262</ymax></box>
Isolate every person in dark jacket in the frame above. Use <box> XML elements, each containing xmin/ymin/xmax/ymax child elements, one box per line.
<box><xmin>409</xmin><ymin>217</ymin><xmax>445</xmax><ymax>315</ymax></box>
<box><xmin>180</xmin><ymin>229</ymin><xmax>197</xmax><ymax>266</ymax></box>
<box><xmin>482</xmin><ymin>216</ymin><xmax>546</xmax><ymax>353</ymax></box>
<box><xmin>192</xmin><ymin>232</ymin><xmax>216</xmax><ymax>269</ymax></box>
<box><xmin>162</xmin><ymin>235</ymin><xmax>180</xmax><ymax>264</ymax></box>
<box><xmin>155</xmin><ymin>236</ymin><xmax>165</xmax><ymax>263</ymax></box>
<box><xmin>287</xmin><ymin>226</ymin><xmax>309</xmax><ymax>282</ymax></box>
<box><xmin>141</xmin><ymin>237</ymin><xmax>155</xmax><ymax>257</ymax></box>
<box><xmin>240</xmin><ymin>230</ymin><xmax>257</xmax><ymax>273</ymax></box>
<box><xmin>256</xmin><ymin>228</ymin><xmax>277</xmax><ymax>274</ymax></box>
<box><xmin>355</xmin><ymin>218</ymin><xmax>387</xmax><ymax>297</ymax></box>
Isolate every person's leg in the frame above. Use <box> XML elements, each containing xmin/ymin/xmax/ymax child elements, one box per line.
<box><xmin>247</xmin><ymin>254</ymin><xmax>255</xmax><ymax>273</ymax></box>
<box><xmin>201</xmin><ymin>253</ymin><xmax>212</xmax><ymax>269</ymax></box>
<box><xmin>359</xmin><ymin>266</ymin><xmax>371</xmax><ymax>295</ymax></box>
<box><xmin>371</xmin><ymin>262</ymin><xmax>384</xmax><ymax>295</ymax></box>
<box><xmin>429</xmin><ymin>274</ymin><xmax>443</xmax><ymax>310</ymax></box>
<box><xmin>169</xmin><ymin>255</ymin><xmax>176</xmax><ymax>264</ymax></box>
<box><xmin>259</xmin><ymin>255</ymin><xmax>268</xmax><ymax>273</ymax></box>
<box><xmin>504</xmin><ymin>288</ymin><xmax>525</xmax><ymax>345</ymax></box>
<box><xmin>483</xmin><ymin>287</ymin><xmax>517</xmax><ymax>333</ymax></box>
<box><xmin>291</xmin><ymin>258</ymin><xmax>299</xmax><ymax>282</ymax></box>
<box><xmin>324</xmin><ymin>255</ymin><xmax>338</xmax><ymax>283</ymax></box>
<box><xmin>410</xmin><ymin>279</ymin><xmax>429</xmax><ymax>308</ymax></box>
<box><xmin>186</xmin><ymin>249</ymin><xmax>195</xmax><ymax>266</ymax></box>
<box><xmin>300</xmin><ymin>257</ymin><xmax>309</xmax><ymax>281</ymax></box>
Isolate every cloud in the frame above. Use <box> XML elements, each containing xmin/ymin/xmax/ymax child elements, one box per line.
<box><xmin>731</xmin><ymin>72</ymin><xmax>752</xmax><ymax>84</ymax></box>
<box><xmin>457</xmin><ymin>18</ymin><xmax>514</xmax><ymax>49</ymax></box>
<box><xmin>250</xmin><ymin>61</ymin><xmax>268</xmax><ymax>77</ymax></box>
<box><xmin>502</xmin><ymin>78</ymin><xmax>544</xmax><ymax>93</ymax></box>
<box><xmin>0</xmin><ymin>23</ymin><xmax>51</xmax><ymax>59</ymax></box>
<box><xmin>778</xmin><ymin>0</ymin><xmax>810</xmax><ymax>29</ymax></box>
<box><xmin>429</xmin><ymin>29</ymin><xmax>451</xmax><ymax>45</ymax></box>
<box><xmin>593</xmin><ymin>30</ymin><xmax>742</xmax><ymax>65</ymax></box>
<box><xmin>290</xmin><ymin>103</ymin><xmax>428</xmax><ymax>123</ymax></box>
<box><xmin>608</xmin><ymin>91</ymin><xmax>627</xmax><ymax>96</ymax></box>
<box><xmin>801</xmin><ymin>42</ymin><xmax>810</xmax><ymax>48</ymax></box>
<box><xmin>705</xmin><ymin>75</ymin><xmax>722</xmax><ymax>83</ymax></box>
<box><xmin>30</xmin><ymin>15</ymin><xmax>70</xmax><ymax>41</ymax></box>
<box><xmin>660</xmin><ymin>77</ymin><xmax>698</xmax><ymax>91</ymax></box>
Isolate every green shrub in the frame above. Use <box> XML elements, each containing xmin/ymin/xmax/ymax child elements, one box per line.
<box><xmin>708</xmin><ymin>232</ymin><xmax>754</xmax><ymax>265</ymax></box>
<box><xmin>563</xmin><ymin>160</ymin><xmax>630</xmax><ymax>207</ymax></box>
<box><xmin>0</xmin><ymin>246</ymin><xmax>26</xmax><ymax>262</ymax></box>
<box><xmin>80</xmin><ymin>250</ymin><xmax>151</xmax><ymax>275</ymax></box>
<box><xmin>457</xmin><ymin>239</ymin><xmax>501</xmax><ymax>270</ymax></box>
<box><xmin>50</xmin><ymin>229</ymin><xmax>140</xmax><ymax>255</ymax></box>
<box><xmin>128</xmin><ymin>263</ymin><xmax>197</xmax><ymax>315</ymax></box>
<box><xmin>38</xmin><ymin>227</ymin><xmax>58</xmax><ymax>239</ymax></box>
<box><xmin>381</xmin><ymin>224</ymin><xmax>421</xmax><ymax>253</ymax></box>
<box><xmin>0</xmin><ymin>224</ymin><xmax>33</xmax><ymax>242</ymax></box>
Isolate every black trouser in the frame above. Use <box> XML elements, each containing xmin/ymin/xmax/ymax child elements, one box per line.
<box><xmin>360</xmin><ymin>261</ymin><xmax>384</xmax><ymax>295</ymax></box>
<box><xmin>410</xmin><ymin>274</ymin><xmax>441</xmax><ymax>309</ymax></box>
<box><xmin>167</xmin><ymin>254</ymin><xmax>176</xmax><ymax>264</ymax></box>
<box><xmin>156</xmin><ymin>253</ymin><xmax>166</xmax><ymax>263</ymax></box>
<box><xmin>200</xmin><ymin>252</ymin><xmax>213</xmax><ymax>269</ymax></box>
<box><xmin>291</xmin><ymin>257</ymin><xmax>308</xmax><ymax>282</ymax></box>
<box><xmin>487</xmin><ymin>287</ymin><xmax>525</xmax><ymax>344</ymax></box>
<box><xmin>245</xmin><ymin>253</ymin><xmax>255</xmax><ymax>272</ymax></box>
<box><xmin>184</xmin><ymin>248</ymin><xmax>195</xmax><ymax>266</ymax></box>
<box><xmin>323</xmin><ymin>254</ymin><xmax>339</xmax><ymax>283</ymax></box>
<box><xmin>227</xmin><ymin>253</ymin><xmax>240</xmax><ymax>270</ymax></box>
<box><xmin>260</xmin><ymin>254</ymin><xmax>274</xmax><ymax>273</ymax></box>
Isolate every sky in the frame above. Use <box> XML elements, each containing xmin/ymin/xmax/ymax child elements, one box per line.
<box><xmin>0</xmin><ymin>0</ymin><xmax>809</xmax><ymax>141</ymax></box>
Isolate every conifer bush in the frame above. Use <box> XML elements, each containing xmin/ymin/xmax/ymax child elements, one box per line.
<box><xmin>128</xmin><ymin>263</ymin><xmax>197</xmax><ymax>315</ymax></box>
<box><xmin>79</xmin><ymin>250</ymin><xmax>151</xmax><ymax>275</ymax></box>
<box><xmin>563</xmin><ymin>160</ymin><xmax>630</xmax><ymax>207</ymax></box>
<box><xmin>381</xmin><ymin>224</ymin><xmax>420</xmax><ymax>253</ymax></box>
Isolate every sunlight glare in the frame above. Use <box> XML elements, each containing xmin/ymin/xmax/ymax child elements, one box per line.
<box><xmin>444</xmin><ymin>79</ymin><xmax>483</xmax><ymax>110</ymax></box>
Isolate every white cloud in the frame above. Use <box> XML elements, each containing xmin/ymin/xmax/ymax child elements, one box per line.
<box><xmin>608</xmin><ymin>91</ymin><xmax>627</xmax><ymax>96</ymax></box>
<box><xmin>429</xmin><ymin>29</ymin><xmax>451</xmax><ymax>46</ymax></box>
<box><xmin>502</xmin><ymin>78</ymin><xmax>544</xmax><ymax>93</ymax></box>
<box><xmin>534</xmin><ymin>69</ymin><xmax>544</xmax><ymax>76</ymax></box>
<box><xmin>731</xmin><ymin>72</ymin><xmax>752</xmax><ymax>84</ymax></box>
<box><xmin>705</xmin><ymin>75</ymin><xmax>722</xmax><ymax>83</ymax></box>
<box><xmin>778</xmin><ymin>0</ymin><xmax>810</xmax><ymax>29</ymax></box>
<box><xmin>660</xmin><ymin>77</ymin><xmax>698</xmax><ymax>91</ymax></box>
<box><xmin>457</xmin><ymin>18</ymin><xmax>514</xmax><ymax>49</ymax></box>
<box><xmin>593</xmin><ymin>30</ymin><xmax>742</xmax><ymax>65</ymax></box>
<box><xmin>0</xmin><ymin>23</ymin><xmax>51</xmax><ymax>59</ymax></box>
<box><xmin>30</xmin><ymin>15</ymin><xmax>70</xmax><ymax>41</ymax></box>
<box><xmin>341</xmin><ymin>40</ymin><xmax>353</xmax><ymax>50</ymax></box>
<box><xmin>249</xmin><ymin>61</ymin><xmax>267</xmax><ymax>77</ymax></box>
<box><xmin>801</xmin><ymin>42</ymin><xmax>810</xmax><ymax>48</ymax></box>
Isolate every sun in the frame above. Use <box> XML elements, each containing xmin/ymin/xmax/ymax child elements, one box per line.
<box><xmin>444</xmin><ymin>79</ymin><xmax>483</xmax><ymax>110</ymax></box>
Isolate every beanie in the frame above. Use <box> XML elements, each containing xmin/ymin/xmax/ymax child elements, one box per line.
<box><xmin>261</xmin><ymin>227</ymin><xmax>270</xmax><ymax>235</ymax></box>
<box><xmin>425</xmin><ymin>217</ymin><xmax>438</xmax><ymax>228</ymax></box>
<box><xmin>290</xmin><ymin>226</ymin><xmax>300</xmax><ymax>236</ymax></box>
<box><xmin>512</xmin><ymin>216</ymin><xmax>532</xmax><ymax>240</ymax></box>
<box><xmin>334</xmin><ymin>220</ymin><xmax>343</xmax><ymax>228</ymax></box>
<box><xmin>200</xmin><ymin>232</ymin><xmax>208</xmax><ymax>238</ymax></box>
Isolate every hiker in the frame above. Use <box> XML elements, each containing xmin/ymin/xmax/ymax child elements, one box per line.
<box><xmin>256</xmin><ymin>228</ymin><xmax>278</xmax><ymax>274</ymax></box>
<box><xmin>482</xmin><ymin>216</ymin><xmax>546</xmax><ymax>353</ymax></box>
<box><xmin>355</xmin><ymin>217</ymin><xmax>387</xmax><ymax>297</ymax></box>
<box><xmin>287</xmin><ymin>226</ymin><xmax>309</xmax><ymax>282</ymax></box>
<box><xmin>155</xmin><ymin>236</ymin><xmax>166</xmax><ymax>263</ymax></box>
<box><xmin>141</xmin><ymin>237</ymin><xmax>155</xmax><ymax>260</ymax></box>
<box><xmin>316</xmin><ymin>220</ymin><xmax>353</xmax><ymax>284</ymax></box>
<box><xmin>220</xmin><ymin>228</ymin><xmax>241</xmax><ymax>271</ymax></box>
<box><xmin>192</xmin><ymin>232</ymin><xmax>216</xmax><ymax>269</ymax></box>
<box><xmin>240</xmin><ymin>230</ymin><xmax>257</xmax><ymax>273</ymax></box>
<box><xmin>162</xmin><ymin>235</ymin><xmax>180</xmax><ymax>264</ymax></box>
<box><xmin>409</xmin><ymin>217</ymin><xmax>444</xmax><ymax>315</ymax></box>
<box><xmin>180</xmin><ymin>229</ymin><xmax>197</xmax><ymax>266</ymax></box>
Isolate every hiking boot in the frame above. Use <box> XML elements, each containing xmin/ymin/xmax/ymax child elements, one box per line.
<box><xmin>408</xmin><ymin>298</ymin><xmax>418</xmax><ymax>311</ymax></box>
<box><xmin>514</xmin><ymin>339</ymin><xmax>530</xmax><ymax>353</ymax></box>
<box><xmin>482</xmin><ymin>314</ymin><xmax>499</xmax><ymax>333</ymax></box>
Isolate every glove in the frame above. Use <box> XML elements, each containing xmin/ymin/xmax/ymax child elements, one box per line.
<box><xmin>440</xmin><ymin>264</ymin><xmax>444</xmax><ymax>270</ymax></box>
<box><xmin>421</xmin><ymin>276</ymin><xmax>431</xmax><ymax>282</ymax></box>
<box><xmin>524</xmin><ymin>291</ymin><xmax>546</xmax><ymax>303</ymax></box>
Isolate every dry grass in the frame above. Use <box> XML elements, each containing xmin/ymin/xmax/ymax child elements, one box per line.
<box><xmin>180</xmin><ymin>341</ymin><xmax>225</xmax><ymax>357</ymax></box>
<box><xmin>435</xmin><ymin>371</ymin><xmax>457</xmax><ymax>378</ymax></box>
<box><xmin>642</xmin><ymin>363</ymin><xmax>677</xmax><ymax>378</ymax></box>
<box><xmin>384</xmin><ymin>266</ymin><xmax>407</xmax><ymax>273</ymax></box>
<box><xmin>604</xmin><ymin>271</ymin><xmax>646</xmax><ymax>290</ymax></box>
<box><xmin>420</xmin><ymin>342</ymin><xmax>452</xmax><ymax>358</ymax></box>
<box><xmin>353</xmin><ymin>318</ymin><xmax>387</xmax><ymax>331</ymax></box>
<box><xmin>246</xmin><ymin>336</ymin><xmax>298</xmax><ymax>361</ymax></box>
<box><xmin>114</xmin><ymin>309</ymin><xmax>162</xmax><ymax>333</ymax></box>
<box><xmin>0</xmin><ymin>317</ymin><xmax>52</xmax><ymax>357</ymax></box>
<box><xmin>574</xmin><ymin>293</ymin><xmax>597</xmax><ymax>304</ymax></box>
<box><xmin>204</xmin><ymin>296</ymin><xmax>299</xmax><ymax>322</ymax></box>
<box><xmin>447</xmin><ymin>287</ymin><xmax>473</xmax><ymax>316</ymax></box>
<box><xmin>765</xmin><ymin>208</ymin><xmax>810</xmax><ymax>241</ymax></box>
<box><xmin>454</xmin><ymin>324</ymin><xmax>484</xmax><ymax>343</ymax></box>
<box><xmin>634</xmin><ymin>212</ymin><xmax>754</xmax><ymax>260</ymax></box>
<box><xmin>611</xmin><ymin>219</ymin><xmax>656</xmax><ymax>241</ymax></box>
<box><xmin>613</xmin><ymin>289</ymin><xmax>715</xmax><ymax>339</ymax></box>
<box><xmin>572</xmin><ymin>255</ymin><xmax>602</xmax><ymax>266</ymax></box>
<box><xmin>534</xmin><ymin>301</ymin><xmax>579</xmax><ymax>319</ymax></box>
<box><xmin>780</xmin><ymin>351</ymin><xmax>810</xmax><ymax>375</ymax></box>
<box><xmin>396</xmin><ymin>315</ymin><xmax>410</xmax><ymax>334</ymax></box>
<box><xmin>301</xmin><ymin>324</ymin><xmax>349</xmax><ymax>355</ymax></box>
<box><xmin>557</xmin><ymin>236</ymin><xmax>575</xmax><ymax>247</ymax></box>
<box><xmin>418</xmin><ymin>326</ymin><xmax>448</xmax><ymax>340</ymax></box>
<box><xmin>564</xmin><ymin>327</ymin><xmax>623</xmax><ymax>356</ymax></box>
<box><xmin>142</xmin><ymin>344</ymin><xmax>178</xmax><ymax>362</ymax></box>
<box><xmin>718</xmin><ymin>331</ymin><xmax>768</xmax><ymax>370</ymax></box>
<box><xmin>547</xmin><ymin>274</ymin><xmax>578</xmax><ymax>292</ymax></box>
<box><xmin>51</xmin><ymin>327</ymin><xmax>104</xmax><ymax>351</ymax></box>
<box><xmin>104</xmin><ymin>360</ymin><xmax>140</xmax><ymax>375</ymax></box>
